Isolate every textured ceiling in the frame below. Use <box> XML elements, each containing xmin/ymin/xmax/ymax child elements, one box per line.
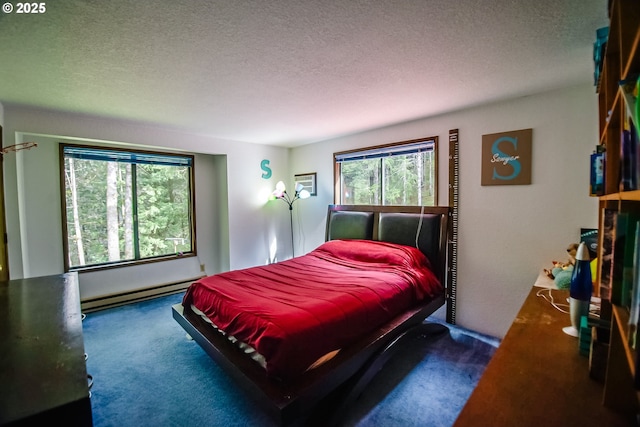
<box><xmin>0</xmin><ymin>0</ymin><xmax>608</xmax><ymax>147</ymax></box>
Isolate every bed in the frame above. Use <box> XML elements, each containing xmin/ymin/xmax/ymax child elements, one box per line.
<box><xmin>172</xmin><ymin>204</ymin><xmax>453</xmax><ymax>426</ymax></box>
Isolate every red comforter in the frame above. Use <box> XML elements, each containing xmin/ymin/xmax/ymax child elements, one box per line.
<box><xmin>182</xmin><ymin>239</ymin><xmax>442</xmax><ymax>380</ymax></box>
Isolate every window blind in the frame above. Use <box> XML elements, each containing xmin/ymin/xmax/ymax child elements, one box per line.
<box><xmin>334</xmin><ymin>140</ymin><xmax>435</xmax><ymax>163</ymax></box>
<box><xmin>63</xmin><ymin>146</ymin><xmax>192</xmax><ymax>167</ymax></box>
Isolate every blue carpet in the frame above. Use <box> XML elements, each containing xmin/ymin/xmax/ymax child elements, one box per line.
<box><xmin>83</xmin><ymin>293</ymin><xmax>499</xmax><ymax>427</ymax></box>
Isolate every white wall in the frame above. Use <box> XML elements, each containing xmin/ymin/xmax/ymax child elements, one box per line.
<box><xmin>2</xmin><ymin>106</ymin><xmax>290</xmax><ymax>300</ymax></box>
<box><xmin>2</xmin><ymin>84</ymin><xmax>600</xmax><ymax>337</ymax></box>
<box><xmin>290</xmin><ymin>84</ymin><xmax>600</xmax><ymax>338</ymax></box>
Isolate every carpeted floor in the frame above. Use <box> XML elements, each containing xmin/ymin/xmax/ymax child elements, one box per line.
<box><xmin>82</xmin><ymin>293</ymin><xmax>499</xmax><ymax>427</ymax></box>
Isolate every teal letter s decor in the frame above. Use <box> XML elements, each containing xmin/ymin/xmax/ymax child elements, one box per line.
<box><xmin>491</xmin><ymin>137</ymin><xmax>521</xmax><ymax>181</ymax></box>
<box><xmin>261</xmin><ymin>159</ymin><xmax>272</xmax><ymax>179</ymax></box>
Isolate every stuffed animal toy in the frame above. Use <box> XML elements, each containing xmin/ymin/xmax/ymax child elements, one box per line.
<box><xmin>544</xmin><ymin>243</ymin><xmax>580</xmax><ymax>289</ymax></box>
<box><xmin>566</xmin><ymin>243</ymin><xmax>579</xmax><ymax>265</ymax></box>
<box><xmin>551</xmin><ymin>264</ymin><xmax>573</xmax><ymax>289</ymax></box>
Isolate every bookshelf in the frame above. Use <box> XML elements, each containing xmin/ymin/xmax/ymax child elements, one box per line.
<box><xmin>600</xmin><ymin>190</ymin><xmax>640</xmax><ymax>202</ymax></box>
<box><xmin>595</xmin><ymin>0</ymin><xmax>640</xmax><ymax>418</ymax></box>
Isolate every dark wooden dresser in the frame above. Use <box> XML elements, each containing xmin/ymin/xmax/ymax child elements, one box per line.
<box><xmin>0</xmin><ymin>273</ymin><xmax>92</xmax><ymax>426</ymax></box>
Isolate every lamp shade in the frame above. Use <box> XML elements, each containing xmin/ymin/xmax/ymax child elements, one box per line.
<box><xmin>299</xmin><ymin>189</ymin><xmax>310</xmax><ymax>199</ymax></box>
<box><xmin>272</xmin><ymin>181</ymin><xmax>286</xmax><ymax>198</ymax></box>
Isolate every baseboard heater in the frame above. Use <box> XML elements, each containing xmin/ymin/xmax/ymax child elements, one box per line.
<box><xmin>81</xmin><ymin>276</ymin><xmax>204</xmax><ymax>312</ymax></box>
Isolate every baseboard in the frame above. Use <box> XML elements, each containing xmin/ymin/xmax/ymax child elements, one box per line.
<box><xmin>81</xmin><ymin>276</ymin><xmax>204</xmax><ymax>312</ymax></box>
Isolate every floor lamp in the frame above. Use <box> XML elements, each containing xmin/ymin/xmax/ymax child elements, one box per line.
<box><xmin>271</xmin><ymin>181</ymin><xmax>310</xmax><ymax>257</ymax></box>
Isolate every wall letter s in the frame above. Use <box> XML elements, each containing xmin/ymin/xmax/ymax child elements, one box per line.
<box><xmin>491</xmin><ymin>137</ymin><xmax>521</xmax><ymax>180</ymax></box>
<box><xmin>261</xmin><ymin>159</ymin><xmax>272</xmax><ymax>179</ymax></box>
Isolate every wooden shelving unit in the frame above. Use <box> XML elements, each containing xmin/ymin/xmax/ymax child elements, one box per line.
<box><xmin>600</xmin><ymin>190</ymin><xmax>640</xmax><ymax>201</ymax></box>
<box><xmin>596</xmin><ymin>0</ymin><xmax>640</xmax><ymax>419</ymax></box>
<box><xmin>612</xmin><ymin>304</ymin><xmax>635</xmax><ymax>377</ymax></box>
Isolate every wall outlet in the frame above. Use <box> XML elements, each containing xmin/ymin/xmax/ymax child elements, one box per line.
<box><xmin>200</xmin><ymin>264</ymin><xmax>205</xmax><ymax>272</ymax></box>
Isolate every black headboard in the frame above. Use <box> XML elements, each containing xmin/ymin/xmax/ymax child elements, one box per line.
<box><xmin>325</xmin><ymin>211</ymin><xmax>374</xmax><ymax>241</ymax></box>
<box><xmin>378</xmin><ymin>212</ymin><xmax>441</xmax><ymax>265</ymax></box>
<box><xmin>325</xmin><ymin>205</ymin><xmax>452</xmax><ymax>289</ymax></box>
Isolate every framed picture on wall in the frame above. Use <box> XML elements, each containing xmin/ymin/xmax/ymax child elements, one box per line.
<box><xmin>481</xmin><ymin>128</ymin><xmax>532</xmax><ymax>186</ymax></box>
<box><xmin>295</xmin><ymin>172</ymin><xmax>317</xmax><ymax>196</ymax></box>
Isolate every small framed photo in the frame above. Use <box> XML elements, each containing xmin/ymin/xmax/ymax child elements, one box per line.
<box><xmin>295</xmin><ymin>172</ymin><xmax>317</xmax><ymax>196</ymax></box>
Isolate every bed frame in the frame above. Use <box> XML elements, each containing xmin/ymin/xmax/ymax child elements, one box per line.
<box><xmin>172</xmin><ymin>204</ymin><xmax>453</xmax><ymax>426</ymax></box>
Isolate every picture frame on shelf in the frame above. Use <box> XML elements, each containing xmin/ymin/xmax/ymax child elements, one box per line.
<box><xmin>590</xmin><ymin>148</ymin><xmax>605</xmax><ymax>196</ymax></box>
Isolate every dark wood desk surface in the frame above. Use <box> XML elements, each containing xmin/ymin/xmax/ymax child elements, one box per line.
<box><xmin>454</xmin><ymin>285</ymin><xmax>634</xmax><ymax>427</ymax></box>
<box><xmin>0</xmin><ymin>273</ymin><xmax>92</xmax><ymax>426</ymax></box>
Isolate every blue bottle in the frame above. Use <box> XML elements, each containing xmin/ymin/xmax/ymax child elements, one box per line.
<box><xmin>565</xmin><ymin>242</ymin><xmax>592</xmax><ymax>337</ymax></box>
<box><xmin>570</xmin><ymin>242</ymin><xmax>593</xmax><ymax>301</ymax></box>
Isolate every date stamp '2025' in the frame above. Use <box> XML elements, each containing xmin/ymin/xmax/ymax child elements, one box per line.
<box><xmin>3</xmin><ymin>2</ymin><xmax>47</xmax><ymax>14</ymax></box>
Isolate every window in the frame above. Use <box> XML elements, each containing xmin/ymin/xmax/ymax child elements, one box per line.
<box><xmin>334</xmin><ymin>137</ymin><xmax>437</xmax><ymax>206</ymax></box>
<box><xmin>60</xmin><ymin>144</ymin><xmax>195</xmax><ymax>271</ymax></box>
